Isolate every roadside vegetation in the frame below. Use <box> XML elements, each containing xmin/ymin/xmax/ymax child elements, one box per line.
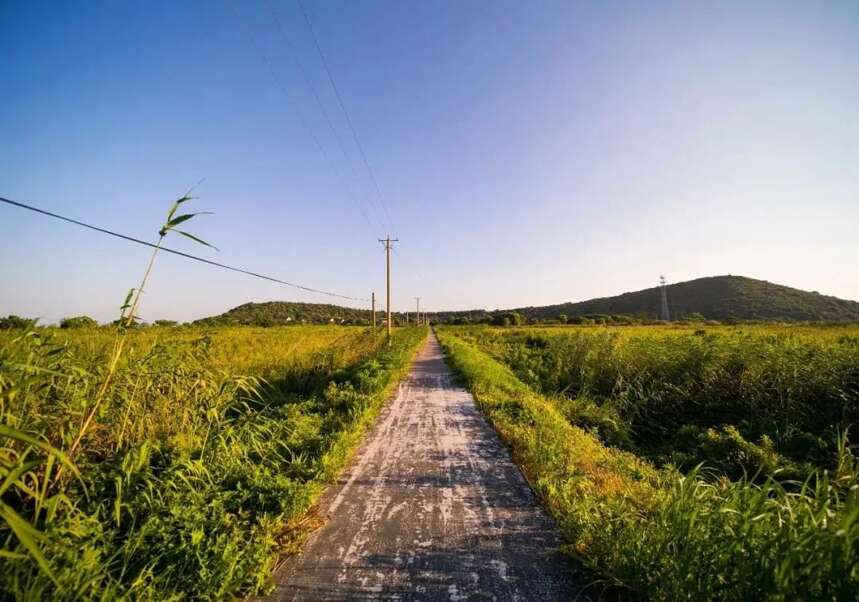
<box><xmin>436</xmin><ymin>324</ymin><xmax>859</xmax><ymax>600</ymax></box>
<box><xmin>0</xmin><ymin>193</ymin><xmax>429</xmax><ymax>599</ymax></box>
<box><xmin>0</xmin><ymin>323</ymin><xmax>426</xmax><ymax>599</ymax></box>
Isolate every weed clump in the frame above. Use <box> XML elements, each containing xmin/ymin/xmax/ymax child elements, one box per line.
<box><xmin>0</xmin><ymin>325</ymin><xmax>426</xmax><ymax>599</ymax></box>
<box><xmin>436</xmin><ymin>325</ymin><xmax>859</xmax><ymax>600</ymax></box>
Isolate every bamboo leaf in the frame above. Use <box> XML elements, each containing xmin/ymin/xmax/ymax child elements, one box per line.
<box><xmin>0</xmin><ymin>425</ymin><xmax>80</xmax><ymax>480</ymax></box>
<box><xmin>0</xmin><ymin>459</ymin><xmax>41</xmax><ymax>496</ymax></box>
<box><xmin>0</xmin><ymin>501</ymin><xmax>59</xmax><ymax>586</ymax></box>
<box><xmin>120</xmin><ymin>289</ymin><xmax>135</xmax><ymax>311</ymax></box>
<box><xmin>164</xmin><ymin>194</ymin><xmax>193</xmax><ymax>223</ymax></box>
<box><xmin>114</xmin><ymin>477</ymin><xmax>122</xmax><ymax>526</ymax></box>
<box><xmin>4</xmin><ymin>363</ymin><xmax>71</xmax><ymax>378</ymax></box>
<box><xmin>166</xmin><ymin>212</ymin><xmax>214</xmax><ymax>229</ymax></box>
<box><xmin>174</xmin><ymin>230</ymin><xmax>219</xmax><ymax>251</ymax></box>
<box><xmin>164</xmin><ymin>200</ymin><xmax>179</xmax><ymax>223</ymax></box>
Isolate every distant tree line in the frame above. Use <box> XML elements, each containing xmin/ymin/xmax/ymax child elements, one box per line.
<box><xmin>0</xmin><ymin>315</ymin><xmax>184</xmax><ymax>329</ymax></box>
<box><xmin>0</xmin><ymin>315</ymin><xmax>35</xmax><ymax>330</ymax></box>
<box><xmin>4</xmin><ymin>272</ymin><xmax>859</xmax><ymax>331</ymax></box>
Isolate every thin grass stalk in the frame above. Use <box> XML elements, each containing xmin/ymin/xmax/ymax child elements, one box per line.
<box><xmin>56</xmin><ymin>191</ymin><xmax>213</xmax><ymax>486</ymax></box>
<box><xmin>65</xmin><ymin>239</ymin><xmax>163</xmax><ymax>467</ymax></box>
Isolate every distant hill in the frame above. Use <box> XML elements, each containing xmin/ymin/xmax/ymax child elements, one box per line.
<box><xmin>197</xmin><ymin>276</ymin><xmax>859</xmax><ymax>327</ymax></box>
<box><xmin>196</xmin><ymin>301</ymin><xmax>367</xmax><ymax>326</ymax></box>
<box><xmin>196</xmin><ymin>301</ymin><xmax>401</xmax><ymax>326</ymax></box>
<box><xmin>509</xmin><ymin>275</ymin><xmax>859</xmax><ymax>323</ymax></box>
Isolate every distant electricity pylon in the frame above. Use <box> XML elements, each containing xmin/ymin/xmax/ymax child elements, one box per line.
<box><xmin>659</xmin><ymin>275</ymin><xmax>671</xmax><ymax>321</ymax></box>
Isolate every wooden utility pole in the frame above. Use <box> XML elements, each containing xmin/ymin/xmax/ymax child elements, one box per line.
<box><xmin>371</xmin><ymin>291</ymin><xmax>376</xmax><ymax>328</ymax></box>
<box><xmin>415</xmin><ymin>297</ymin><xmax>421</xmax><ymax>326</ymax></box>
<box><xmin>378</xmin><ymin>236</ymin><xmax>398</xmax><ymax>340</ymax></box>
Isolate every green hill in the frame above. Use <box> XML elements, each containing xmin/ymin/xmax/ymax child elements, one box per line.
<box><xmin>195</xmin><ymin>301</ymin><xmax>403</xmax><ymax>326</ymax></box>
<box><xmin>197</xmin><ymin>276</ymin><xmax>859</xmax><ymax>326</ymax></box>
<box><xmin>510</xmin><ymin>275</ymin><xmax>859</xmax><ymax>323</ymax></box>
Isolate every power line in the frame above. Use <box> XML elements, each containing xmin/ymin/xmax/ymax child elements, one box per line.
<box><xmin>265</xmin><ymin>0</ymin><xmax>387</xmax><ymax>234</ymax></box>
<box><xmin>226</xmin><ymin>0</ymin><xmax>376</xmax><ymax>232</ymax></box>
<box><xmin>392</xmin><ymin>244</ymin><xmax>428</xmax><ymax>313</ymax></box>
<box><xmin>0</xmin><ymin>196</ymin><xmax>369</xmax><ymax>302</ymax></box>
<box><xmin>297</xmin><ymin>0</ymin><xmax>394</xmax><ymax>232</ymax></box>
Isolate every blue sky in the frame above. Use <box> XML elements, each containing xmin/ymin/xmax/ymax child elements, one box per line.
<box><xmin>2</xmin><ymin>0</ymin><xmax>858</xmax><ymax>323</ymax></box>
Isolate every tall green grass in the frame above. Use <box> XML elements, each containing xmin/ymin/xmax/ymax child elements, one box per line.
<box><xmin>0</xmin><ymin>324</ymin><xmax>426</xmax><ymax>599</ymax></box>
<box><xmin>64</xmin><ymin>191</ymin><xmax>217</xmax><ymax>467</ymax></box>
<box><xmin>0</xmin><ymin>190</ymin><xmax>429</xmax><ymax>599</ymax></box>
<box><xmin>436</xmin><ymin>326</ymin><xmax>859</xmax><ymax>600</ymax></box>
<box><xmin>451</xmin><ymin>325</ymin><xmax>859</xmax><ymax>478</ymax></box>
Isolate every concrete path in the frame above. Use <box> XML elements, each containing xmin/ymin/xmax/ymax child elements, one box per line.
<box><xmin>264</xmin><ymin>332</ymin><xmax>585</xmax><ymax>601</ymax></box>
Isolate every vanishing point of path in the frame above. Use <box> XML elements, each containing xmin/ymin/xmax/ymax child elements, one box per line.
<box><xmin>263</xmin><ymin>332</ymin><xmax>586</xmax><ymax>601</ymax></box>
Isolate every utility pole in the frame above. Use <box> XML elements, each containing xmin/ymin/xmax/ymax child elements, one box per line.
<box><xmin>379</xmin><ymin>236</ymin><xmax>398</xmax><ymax>340</ymax></box>
<box><xmin>659</xmin><ymin>275</ymin><xmax>670</xmax><ymax>321</ymax></box>
<box><xmin>371</xmin><ymin>292</ymin><xmax>376</xmax><ymax>328</ymax></box>
<box><xmin>415</xmin><ymin>297</ymin><xmax>421</xmax><ymax>326</ymax></box>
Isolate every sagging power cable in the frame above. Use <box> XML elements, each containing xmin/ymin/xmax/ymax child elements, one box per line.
<box><xmin>0</xmin><ymin>196</ymin><xmax>369</xmax><ymax>302</ymax></box>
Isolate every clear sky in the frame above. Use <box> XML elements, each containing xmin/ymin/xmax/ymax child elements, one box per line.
<box><xmin>2</xmin><ymin>0</ymin><xmax>858</xmax><ymax>323</ymax></box>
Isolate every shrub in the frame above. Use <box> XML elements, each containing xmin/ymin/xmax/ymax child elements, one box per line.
<box><xmin>0</xmin><ymin>315</ymin><xmax>34</xmax><ymax>329</ymax></box>
<box><xmin>59</xmin><ymin>315</ymin><xmax>98</xmax><ymax>329</ymax></box>
<box><xmin>492</xmin><ymin>312</ymin><xmax>525</xmax><ymax>326</ymax></box>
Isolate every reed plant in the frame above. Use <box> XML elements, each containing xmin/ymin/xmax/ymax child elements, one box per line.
<box><xmin>0</xmin><ymin>322</ymin><xmax>426</xmax><ymax>599</ymax></box>
<box><xmin>3</xmin><ymin>190</ymin><xmax>216</xmax><ymax>592</ymax></box>
<box><xmin>0</xmin><ymin>190</ymin><xmax>428</xmax><ymax>599</ymax></box>
<box><xmin>67</xmin><ymin>190</ymin><xmax>216</xmax><ymax>462</ymax></box>
<box><xmin>436</xmin><ymin>326</ymin><xmax>859</xmax><ymax>600</ymax></box>
<box><xmin>451</xmin><ymin>324</ymin><xmax>859</xmax><ymax>477</ymax></box>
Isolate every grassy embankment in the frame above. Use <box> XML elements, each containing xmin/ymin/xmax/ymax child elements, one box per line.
<box><xmin>436</xmin><ymin>324</ymin><xmax>859</xmax><ymax>600</ymax></box>
<box><xmin>0</xmin><ymin>324</ymin><xmax>427</xmax><ymax>600</ymax></box>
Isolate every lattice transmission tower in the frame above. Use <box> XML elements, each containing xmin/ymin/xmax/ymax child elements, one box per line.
<box><xmin>659</xmin><ymin>275</ymin><xmax>671</xmax><ymax>321</ymax></box>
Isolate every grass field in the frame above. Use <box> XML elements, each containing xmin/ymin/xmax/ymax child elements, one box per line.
<box><xmin>436</xmin><ymin>324</ymin><xmax>859</xmax><ymax>600</ymax></box>
<box><xmin>0</xmin><ymin>324</ymin><xmax>427</xmax><ymax>600</ymax></box>
<box><xmin>3</xmin><ymin>320</ymin><xmax>857</xmax><ymax>600</ymax></box>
